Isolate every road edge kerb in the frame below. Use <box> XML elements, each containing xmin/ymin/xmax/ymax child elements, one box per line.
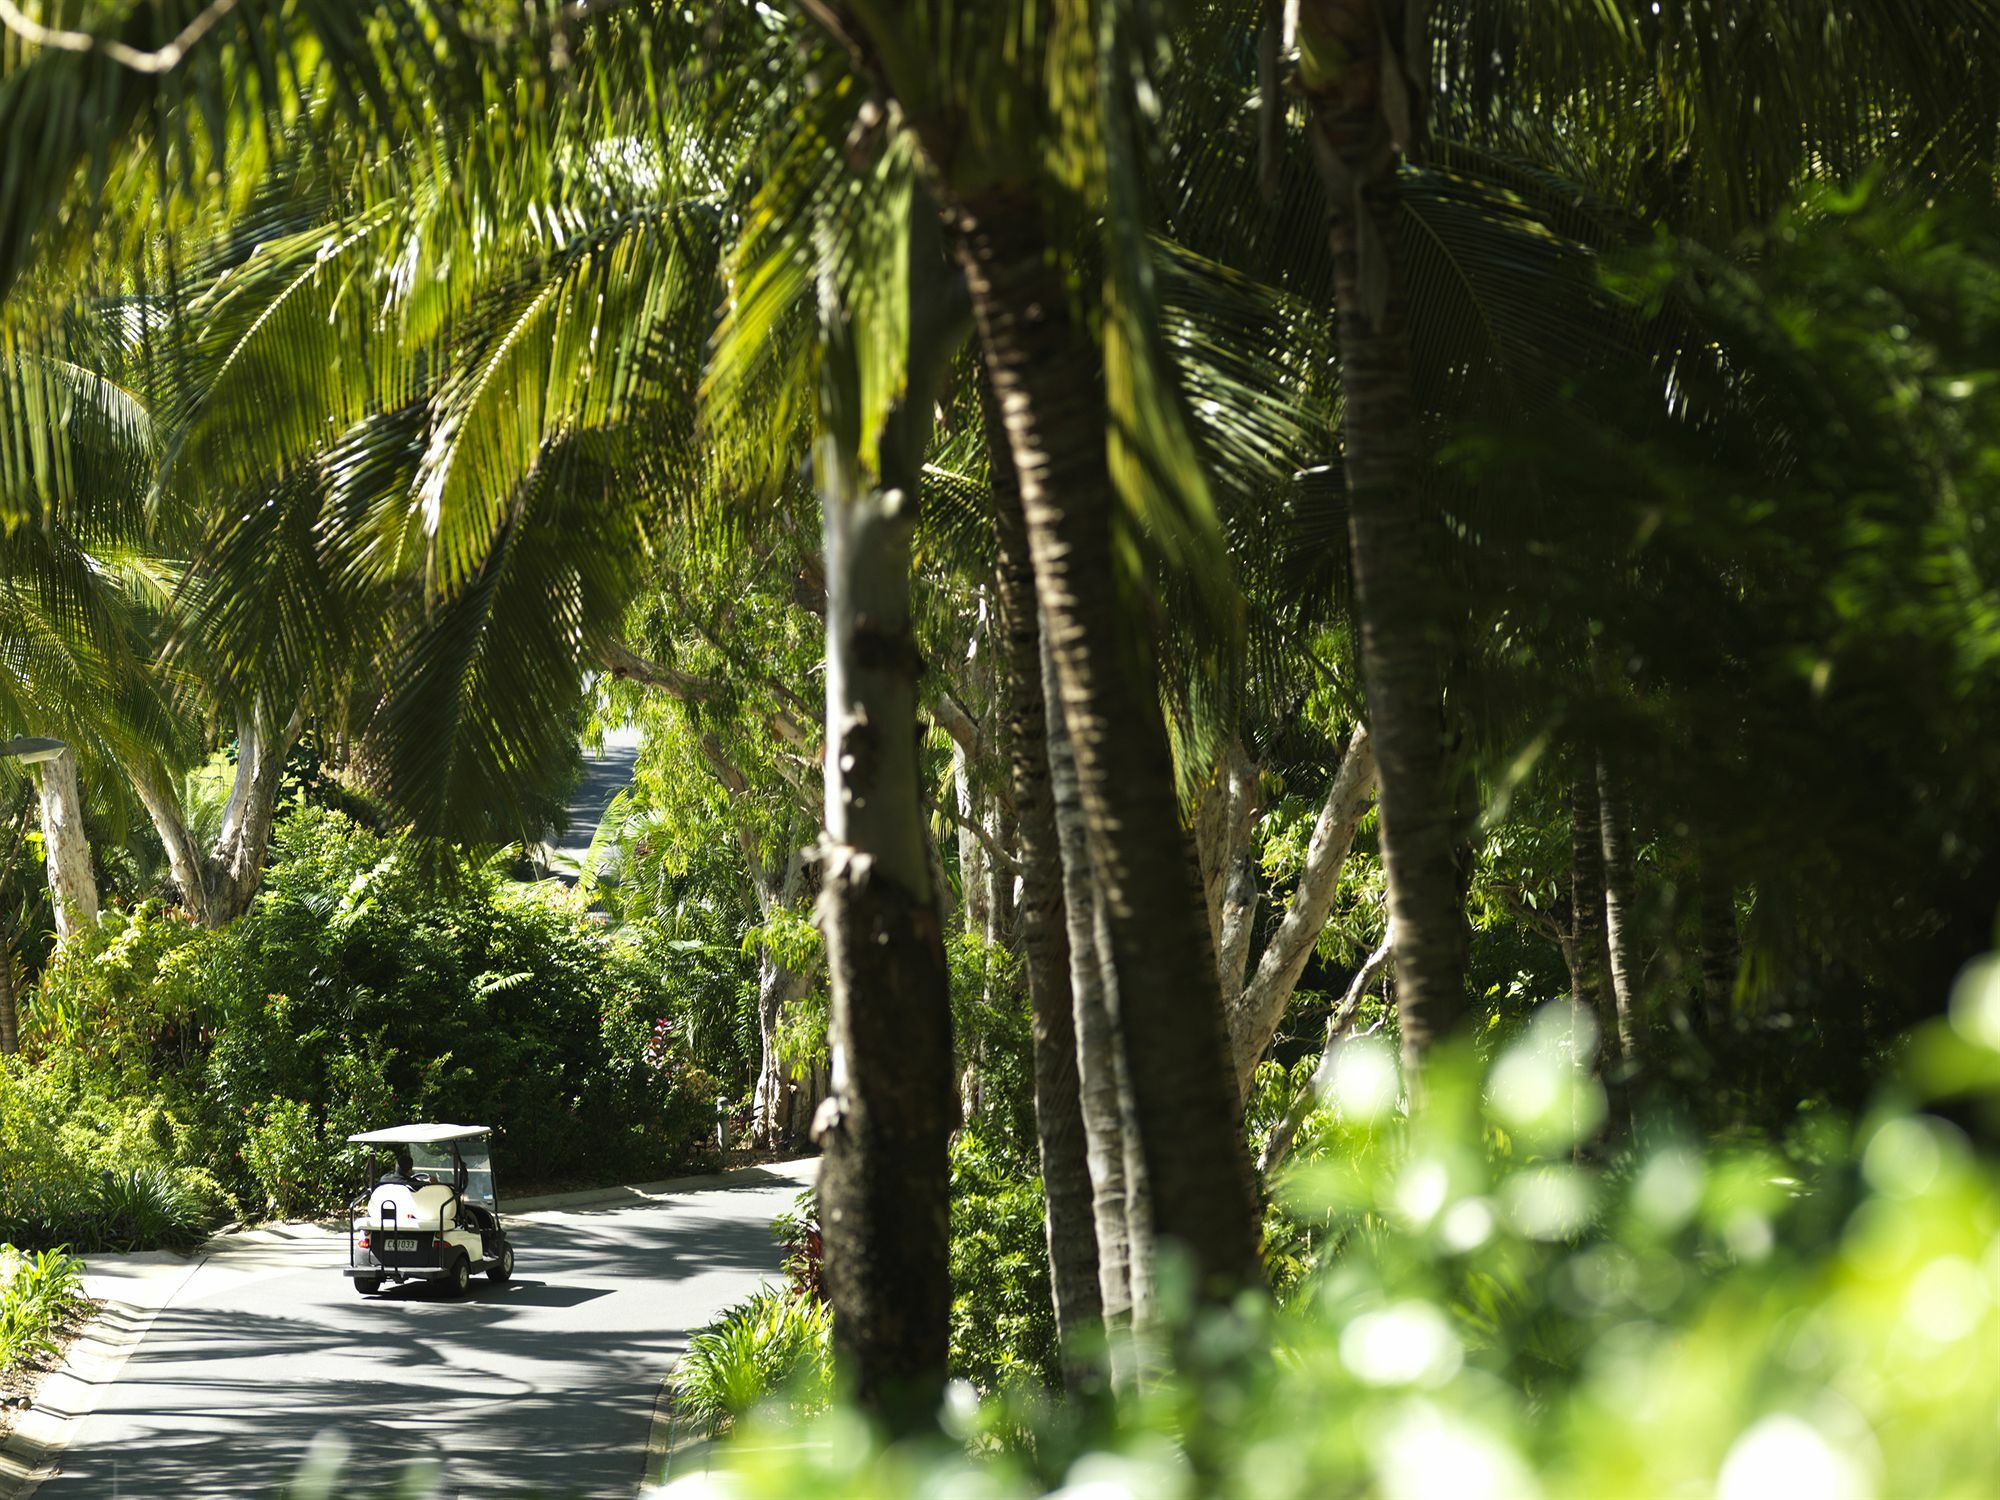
<box><xmin>0</xmin><ymin>1254</ymin><xmax>207</xmax><ymax>1499</ymax></box>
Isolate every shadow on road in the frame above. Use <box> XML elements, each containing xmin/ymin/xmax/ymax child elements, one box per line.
<box><xmin>48</xmin><ymin>1189</ymin><xmax>790</xmax><ymax>1499</ymax></box>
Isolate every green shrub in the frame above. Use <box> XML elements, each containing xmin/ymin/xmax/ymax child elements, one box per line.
<box><xmin>240</xmin><ymin>1099</ymin><xmax>352</xmax><ymax>1220</ymax></box>
<box><xmin>0</xmin><ymin>1245</ymin><xmax>87</xmax><ymax>1374</ymax></box>
<box><xmin>948</xmin><ymin>1130</ymin><xmax>1058</xmax><ymax>1391</ymax></box>
<box><xmin>674</xmin><ymin>1285</ymin><xmax>833</xmax><ymax>1437</ymax></box>
<box><xmin>0</xmin><ymin>1061</ymin><xmax>223</xmax><ymax>1252</ymax></box>
<box><xmin>87</xmin><ymin>1167</ymin><xmax>208</xmax><ymax>1252</ymax></box>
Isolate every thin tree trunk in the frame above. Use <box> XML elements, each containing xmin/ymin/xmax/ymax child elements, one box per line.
<box><xmin>1570</xmin><ymin>770</ymin><xmax>1620</xmax><ymax>1075</ymax></box>
<box><xmin>985</xmin><ymin>798</ymin><xmax>1017</xmax><ymax>955</ymax></box>
<box><xmin>35</xmin><ymin>748</ymin><xmax>97</xmax><ymax>939</ymax></box>
<box><xmin>1196</xmin><ymin>737</ymin><xmax>1262</xmax><ymax>1000</ymax></box>
<box><xmin>955</xmin><ymin>185</ymin><xmax>1261</xmax><ymax>1300</ymax></box>
<box><xmin>207</xmin><ymin>699</ymin><xmax>306</xmax><ymax>924</ymax></box>
<box><xmin>1259</xmin><ymin>930</ymin><xmax>1394</xmax><ymax>1175</ymax></box>
<box><xmin>127</xmin><ymin>699</ymin><xmax>305</xmax><ymax>929</ymax></box>
<box><xmin>131</xmin><ymin>762</ymin><xmax>212</xmax><ymax>924</ymax></box>
<box><xmin>989</xmin><ymin>382</ymin><xmax>1103</xmax><ymax>1387</ymax></box>
<box><xmin>1597</xmin><ymin>756</ymin><xmax>1641</xmax><ymax>1066</ymax></box>
<box><xmin>1299</xmin><ymin>5</ymin><xmax>1466</xmax><ymax>1090</ymax></box>
<box><xmin>953</xmin><ymin>741</ymin><xmax>989</xmax><ymax>937</ymax></box>
<box><xmin>1225</xmin><ymin>725</ymin><xmax>1378</xmax><ymax>1101</ymax></box>
<box><xmin>1045</xmin><ymin>623</ymin><xmax>1136</xmax><ymax>1359</ymax></box>
<box><xmin>1572</xmin><ymin>767</ymin><xmax>1636</xmax><ymax>1143</ymax></box>
<box><xmin>809</xmin><ymin>230</ymin><xmax>960</xmax><ymax>1430</ymax></box>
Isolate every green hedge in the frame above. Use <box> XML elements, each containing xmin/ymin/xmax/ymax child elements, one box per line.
<box><xmin>4</xmin><ymin>806</ymin><xmax>728</xmax><ymax>1241</ymax></box>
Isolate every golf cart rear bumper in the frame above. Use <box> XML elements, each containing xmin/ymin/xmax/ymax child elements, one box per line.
<box><xmin>344</xmin><ymin>1264</ymin><xmax>454</xmax><ymax>1283</ymax></box>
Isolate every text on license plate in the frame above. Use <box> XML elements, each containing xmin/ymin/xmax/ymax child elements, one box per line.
<box><xmin>389</xmin><ymin>1237</ymin><xmax>419</xmax><ymax>1252</ymax></box>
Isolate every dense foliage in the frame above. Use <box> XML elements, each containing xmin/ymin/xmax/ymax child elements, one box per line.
<box><xmin>0</xmin><ymin>806</ymin><xmax>729</xmax><ymax>1242</ymax></box>
<box><xmin>645</xmin><ymin>980</ymin><xmax>2000</xmax><ymax>1500</ymax></box>
<box><xmin>7</xmin><ymin>0</ymin><xmax>2000</xmax><ymax>1494</ymax></box>
<box><xmin>0</xmin><ymin>1245</ymin><xmax>87</xmax><ymax>1376</ymax></box>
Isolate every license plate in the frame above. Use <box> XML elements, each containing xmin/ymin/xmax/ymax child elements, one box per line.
<box><xmin>389</xmin><ymin>1238</ymin><xmax>420</xmax><ymax>1252</ymax></box>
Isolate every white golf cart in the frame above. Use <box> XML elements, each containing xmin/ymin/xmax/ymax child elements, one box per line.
<box><xmin>343</xmin><ymin>1124</ymin><xmax>515</xmax><ymax>1296</ymax></box>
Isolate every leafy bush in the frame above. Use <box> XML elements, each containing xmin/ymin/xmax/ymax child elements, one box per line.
<box><xmin>6</xmin><ymin>805</ymin><xmax>733</xmax><ymax>1238</ymax></box>
<box><xmin>241</xmin><ymin>1099</ymin><xmax>352</xmax><ymax>1220</ymax></box>
<box><xmin>0</xmin><ymin>1245</ymin><xmax>87</xmax><ymax>1374</ymax></box>
<box><xmin>0</xmin><ymin>1060</ymin><xmax>221</xmax><ymax>1252</ymax></box>
<box><xmin>673</xmin><ymin>1285</ymin><xmax>833</xmax><ymax>1437</ymax></box>
<box><xmin>772</xmin><ymin>1189</ymin><xmax>824</xmax><ymax>1302</ymax></box>
<box><xmin>195</xmin><ymin>807</ymin><xmax>724</xmax><ymax>1200</ymax></box>
<box><xmin>637</xmin><ymin>983</ymin><xmax>2000</xmax><ymax>1500</ymax></box>
<box><xmin>0</xmin><ymin>1166</ymin><xmax>209</xmax><ymax>1254</ymax></box>
<box><xmin>86</xmin><ymin>1167</ymin><xmax>208</xmax><ymax>1252</ymax></box>
<box><xmin>949</xmin><ymin>1130</ymin><xmax>1058</xmax><ymax>1391</ymax></box>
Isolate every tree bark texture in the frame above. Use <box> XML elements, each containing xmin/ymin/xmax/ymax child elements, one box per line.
<box><xmin>1300</xmin><ymin>4</ymin><xmax>1467</xmax><ymax>1087</ymax></box>
<box><xmin>1596</xmin><ymin>756</ymin><xmax>1641</xmax><ymax>1067</ymax></box>
<box><xmin>953</xmin><ymin>740</ymin><xmax>990</xmax><ymax>937</ymax></box>
<box><xmin>1045</xmin><ymin>620</ymin><xmax>1137</xmax><ymax>1337</ymax></box>
<box><xmin>989</xmin><ymin>381</ymin><xmax>1104</xmax><ymax>1385</ymax></box>
<box><xmin>128</xmin><ymin>698</ymin><xmax>305</xmax><ymax>928</ymax></box>
<box><xmin>1196</xmin><ymin>737</ymin><xmax>1262</xmax><ymax>1000</ymax></box>
<box><xmin>954</xmin><ymin>184</ymin><xmax>1261</xmax><ymax>1299</ymax></box>
<box><xmin>35</xmin><ymin>748</ymin><xmax>97</xmax><ymax>939</ymax></box>
<box><xmin>1224</xmin><ymin>725</ymin><xmax>1378</xmax><ymax>1102</ymax></box>
<box><xmin>809</xmin><ymin>237</ymin><xmax>958</xmax><ymax>1430</ymax></box>
<box><xmin>1569</xmin><ymin>769</ymin><xmax>1620</xmax><ymax>1072</ymax></box>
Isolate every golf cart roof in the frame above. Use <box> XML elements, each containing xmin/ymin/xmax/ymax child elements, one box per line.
<box><xmin>346</xmin><ymin>1123</ymin><xmax>492</xmax><ymax>1146</ymax></box>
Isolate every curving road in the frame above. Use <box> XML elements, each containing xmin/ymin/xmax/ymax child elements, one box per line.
<box><xmin>540</xmin><ymin>726</ymin><xmax>643</xmax><ymax>886</ymax></box>
<box><xmin>47</xmin><ymin>1162</ymin><xmax>812</xmax><ymax>1499</ymax></box>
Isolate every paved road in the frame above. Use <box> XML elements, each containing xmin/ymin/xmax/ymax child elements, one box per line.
<box><xmin>541</xmin><ymin>727</ymin><xmax>643</xmax><ymax>885</ymax></box>
<box><xmin>51</xmin><ymin>1163</ymin><xmax>812</xmax><ymax>1499</ymax></box>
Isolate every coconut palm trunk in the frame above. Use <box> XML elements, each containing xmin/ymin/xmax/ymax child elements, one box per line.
<box><xmin>809</xmin><ymin>231</ymin><xmax>962</xmax><ymax>1427</ymax></box>
<box><xmin>1044</xmin><ymin>630</ymin><xmax>1139</xmax><ymax>1344</ymax></box>
<box><xmin>1295</xmin><ymin>2</ymin><xmax>1466</xmax><ymax>1084</ymax></box>
<box><xmin>953</xmin><ymin>185</ymin><xmax>1261</xmax><ymax>1298</ymax></box>
<box><xmin>986</xmin><ymin>378</ymin><xmax>1104</xmax><ymax>1387</ymax></box>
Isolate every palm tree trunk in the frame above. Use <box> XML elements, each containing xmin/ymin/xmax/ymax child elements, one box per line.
<box><xmin>1045</xmin><ymin>637</ymin><xmax>1138</xmax><ymax>1359</ymax></box>
<box><xmin>35</xmin><ymin>748</ymin><xmax>97</xmax><ymax>940</ymax></box>
<box><xmin>954</xmin><ymin>184</ymin><xmax>1261</xmax><ymax>1299</ymax></box>
<box><xmin>1299</xmin><ymin>4</ymin><xmax>1466</xmax><ymax>1089</ymax></box>
<box><xmin>988</xmin><ymin>382</ymin><xmax>1103</xmax><ymax>1388</ymax></box>
<box><xmin>809</xmin><ymin>232</ymin><xmax>960</xmax><ymax>1430</ymax></box>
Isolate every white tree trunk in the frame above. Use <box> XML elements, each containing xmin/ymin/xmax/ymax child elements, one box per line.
<box><xmin>1225</xmin><ymin>725</ymin><xmax>1378</xmax><ymax>1101</ymax></box>
<box><xmin>1196</xmin><ymin>738</ymin><xmax>1262</xmax><ymax>998</ymax></box>
<box><xmin>36</xmin><ymin>749</ymin><xmax>97</xmax><ymax>939</ymax></box>
<box><xmin>953</xmin><ymin>741</ymin><xmax>989</xmax><ymax>938</ymax></box>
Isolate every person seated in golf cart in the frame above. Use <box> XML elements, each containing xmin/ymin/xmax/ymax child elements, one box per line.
<box><xmin>344</xmin><ymin>1124</ymin><xmax>514</xmax><ymax>1297</ymax></box>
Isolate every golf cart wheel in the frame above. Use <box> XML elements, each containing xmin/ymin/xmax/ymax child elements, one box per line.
<box><xmin>446</xmin><ymin>1255</ymin><xmax>470</xmax><ymax>1297</ymax></box>
<box><xmin>354</xmin><ymin>1276</ymin><xmax>381</xmax><ymax>1297</ymax></box>
<box><xmin>488</xmin><ymin>1244</ymin><xmax>514</xmax><ymax>1283</ymax></box>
